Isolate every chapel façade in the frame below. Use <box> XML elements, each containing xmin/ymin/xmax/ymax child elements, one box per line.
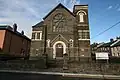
<box><xmin>30</xmin><ymin>3</ymin><xmax>91</xmax><ymax>61</ymax></box>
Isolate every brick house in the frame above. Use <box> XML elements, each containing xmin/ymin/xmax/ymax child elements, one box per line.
<box><xmin>91</xmin><ymin>43</ymin><xmax>98</xmax><ymax>55</ymax></box>
<box><xmin>0</xmin><ymin>24</ymin><xmax>31</xmax><ymax>59</ymax></box>
<box><xmin>30</xmin><ymin>3</ymin><xmax>91</xmax><ymax>61</ymax></box>
<box><xmin>91</xmin><ymin>38</ymin><xmax>120</xmax><ymax>58</ymax></box>
<box><xmin>91</xmin><ymin>39</ymin><xmax>115</xmax><ymax>57</ymax></box>
<box><xmin>97</xmin><ymin>41</ymin><xmax>113</xmax><ymax>55</ymax></box>
<box><xmin>111</xmin><ymin>38</ymin><xmax>120</xmax><ymax>57</ymax></box>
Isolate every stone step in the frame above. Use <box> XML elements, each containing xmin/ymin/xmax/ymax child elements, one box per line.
<box><xmin>48</xmin><ymin>59</ymin><xmax>64</xmax><ymax>68</ymax></box>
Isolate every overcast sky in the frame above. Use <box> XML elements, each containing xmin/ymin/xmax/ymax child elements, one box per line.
<box><xmin>0</xmin><ymin>0</ymin><xmax>120</xmax><ymax>43</ymax></box>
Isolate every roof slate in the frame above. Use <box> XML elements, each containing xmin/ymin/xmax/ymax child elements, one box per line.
<box><xmin>91</xmin><ymin>43</ymin><xmax>98</xmax><ymax>48</ymax></box>
<box><xmin>33</xmin><ymin>3</ymin><xmax>75</xmax><ymax>28</ymax></box>
<box><xmin>32</xmin><ymin>21</ymin><xmax>44</xmax><ymax>28</ymax></box>
<box><xmin>101</xmin><ymin>41</ymin><xmax>115</xmax><ymax>47</ymax></box>
<box><xmin>0</xmin><ymin>25</ymin><xmax>10</xmax><ymax>28</ymax></box>
<box><xmin>112</xmin><ymin>40</ymin><xmax>120</xmax><ymax>47</ymax></box>
<box><xmin>43</xmin><ymin>3</ymin><xmax>75</xmax><ymax>20</ymax></box>
<box><xmin>0</xmin><ymin>25</ymin><xmax>31</xmax><ymax>41</ymax></box>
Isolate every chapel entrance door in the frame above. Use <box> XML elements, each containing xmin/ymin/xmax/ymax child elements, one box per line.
<box><xmin>56</xmin><ymin>43</ymin><xmax>63</xmax><ymax>57</ymax></box>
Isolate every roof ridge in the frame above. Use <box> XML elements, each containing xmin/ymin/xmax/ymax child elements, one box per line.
<box><xmin>32</xmin><ymin>21</ymin><xmax>44</xmax><ymax>28</ymax></box>
<box><xmin>111</xmin><ymin>39</ymin><xmax>120</xmax><ymax>47</ymax></box>
<box><xmin>43</xmin><ymin>3</ymin><xmax>75</xmax><ymax>20</ymax></box>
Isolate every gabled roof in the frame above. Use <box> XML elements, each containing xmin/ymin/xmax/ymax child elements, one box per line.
<box><xmin>111</xmin><ymin>39</ymin><xmax>120</xmax><ymax>47</ymax></box>
<box><xmin>43</xmin><ymin>3</ymin><xmax>75</xmax><ymax>20</ymax></box>
<box><xmin>0</xmin><ymin>25</ymin><xmax>13</xmax><ymax>31</ymax></box>
<box><xmin>101</xmin><ymin>41</ymin><xmax>115</xmax><ymax>47</ymax></box>
<box><xmin>97</xmin><ymin>43</ymin><xmax>104</xmax><ymax>48</ymax></box>
<box><xmin>32</xmin><ymin>21</ymin><xmax>44</xmax><ymax>28</ymax></box>
<box><xmin>113</xmin><ymin>41</ymin><xmax>120</xmax><ymax>47</ymax></box>
<box><xmin>0</xmin><ymin>25</ymin><xmax>31</xmax><ymax>41</ymax></box>
<box><xmin>0</xmin><ymin>25</ymin><xmax>11</xmax><ymax>29</ymax></box>
<box><xmin>91</xmin><ymin>43</ymin><xmax>98</xmax><ymax>48</ymax></box>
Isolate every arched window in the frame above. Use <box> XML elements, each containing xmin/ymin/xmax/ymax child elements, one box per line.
<box><xmin>79</xmin><ymin>12</ymin><xmax>84</xmax><ymax>22</ymax></box>
<box><xmin>77</xmin><ymin>10</ymin><xmax>86</xmax><ymax>23</ymax></box>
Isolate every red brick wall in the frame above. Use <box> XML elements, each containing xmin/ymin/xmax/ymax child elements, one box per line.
<box><xmin>0</xmin><ymin>30</ymin><xmax>6</xmax><ymax>49</ymax></box>
<box><xmin>2</xmin><ymin>30</ymin><xmax>31</xmax><ymax>57</ymax></box>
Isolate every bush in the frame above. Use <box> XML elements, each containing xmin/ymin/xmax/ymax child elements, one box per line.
<box><xmin>109</xmin><ymin>56</ymin><xmax>120</xmax><ymax>63</ymax></box>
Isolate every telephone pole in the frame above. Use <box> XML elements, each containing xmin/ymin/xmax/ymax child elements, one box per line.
<box><xmin>44</xmin><ymin>24</ymin><xmax>47</xmax><ymax>54</ymax></box>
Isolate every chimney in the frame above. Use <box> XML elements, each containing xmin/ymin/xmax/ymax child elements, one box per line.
<box><xmin>13</xmin><ymin>23</ymin><xmax>17</xmax><ymax>32</ymax></box>
<box><xmin>116</xmin><ymin>36</ymin><xmax>120</xmax><ymax>40</ymax></box>
<box><xmin>110</xmin><ymin>38</ymin><xmax>114</xmax><ymax>42</ymax></box>
<box><xmin>21</xmin><ymin>30</ymin><xmax>24</xmax><ymax>35</ymax></box>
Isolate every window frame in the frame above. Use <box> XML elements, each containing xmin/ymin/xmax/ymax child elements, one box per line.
<box><xmin>77</xmin><ymin>10</ymin><xmax>87</xmax><ymax>23</ymax></box>
<box><xmin>78</xmin><ymin>30</ymin><xmax>89</xmax><ymax>40</ymax></box>
<box><xmin>32</xmin><ymin>31</ymin><xmax>42</xmax><ymax>41</ymax></box>
<box><xmin>52</xmin><ymin>13</ymin><xmax>67</xmax><ymax>32</ymax></box>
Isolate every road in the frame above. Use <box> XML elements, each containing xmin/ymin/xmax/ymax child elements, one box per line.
<box><xmin>0</xmin><ymin>71</ymin><xmax>116</xmax><ymax>80</ymax></box>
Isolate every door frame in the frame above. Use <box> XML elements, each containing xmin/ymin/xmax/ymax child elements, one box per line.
<box><xmin>53</xmin><ymin>41</ymin><xmax>66</xmax><ymax>59</ymax></box>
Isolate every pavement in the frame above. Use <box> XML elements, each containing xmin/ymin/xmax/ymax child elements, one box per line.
<box><xmin>0</xmin><ymin>70</ymin><xmax>120</xmax><ymax>80</ymax></box>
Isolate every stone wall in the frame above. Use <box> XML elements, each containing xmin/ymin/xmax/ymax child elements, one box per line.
<box><xmin>1</xmin><ymin>58</ymin><xmax>120</xmax><ymax>75</ymax></box>
<box><xmin>0</xmin><ymin>58</ymin><xmax>46</xmax><ymax>71</ymax></box>
<box><xmin>67</xmin><ymin>62</ymin><xmax>120</xmax><ymax>75</ymax></box>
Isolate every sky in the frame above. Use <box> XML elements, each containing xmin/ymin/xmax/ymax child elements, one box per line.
<box><xmin>0</xmin><ymin>0</ymin><xmax>120</xmax><ymax>43</ymax></box>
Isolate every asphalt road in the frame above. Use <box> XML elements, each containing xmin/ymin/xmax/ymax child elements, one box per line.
<box><xmin>0</xmin><ymin>72</ymin><xmax>115</xmax><ymax>80</ymax></box>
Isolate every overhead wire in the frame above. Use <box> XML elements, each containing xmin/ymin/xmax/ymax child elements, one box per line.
<box><xmin>91</xmin><ymin>21</ymin><xmax>120</xmax><ymax>39</ymax></box>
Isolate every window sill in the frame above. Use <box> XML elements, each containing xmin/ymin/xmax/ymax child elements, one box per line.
<box><xmin>78</xmin><ymin>39</ymin><xmax>90</xmax><ymax>40</ymax></box>
<box><xmin>32</xmin><ymin>39</ymin><xmax>42</xmax><ymax>41</ymax></box>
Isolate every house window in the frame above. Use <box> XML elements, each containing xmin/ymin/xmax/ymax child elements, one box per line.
<box><xmin>78</xmin><ymin>30</ymin><xmax>89</xmax><ymax>39</ymax></box>
<box><xmin>118</xmin><ymin>53</ymin><xmax>120</xmax><ymax>56</ymax></box>
<box><xmin>32</xmin><ymin>31</ymin><xmax>42</xmax><ymax>41</ymax></box>
<box><xmin>37</xmin><ymin>33</ymin><xmax>40</xmax><ymax>39</ymax></box>
<box><xmin>104</xmin><ymin>48</ymin><xmax>106</xmax><ymax>51</ymax></box>
<box><xmin>21</xmin><ymin>49</ymin><xmax>25</xmax><ymax>56</ymax></box>
<box><xmin>113</xmin><ymin>53</ymin><xmax>115</xmax><ymax>56</ymax></box>
<box><xmin>32</xmin><ymin>33</ymin><xmax>35</xmax><ymax>39</ymax></box>
<box><xmin>100</xmin><ymin>48</ymin><xmax>102</xmax><ymax>51</ymax></box>
<box><xmin>117</xmin><ymin>47</ymin><xmax>119</xmax><ymax>50</ymax></box>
